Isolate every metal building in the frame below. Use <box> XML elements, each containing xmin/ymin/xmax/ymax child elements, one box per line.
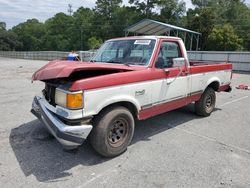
<box><xmin>124</xmin><ymin>19</ymin><xmax>201</xmax><ymax>51</ymax></box>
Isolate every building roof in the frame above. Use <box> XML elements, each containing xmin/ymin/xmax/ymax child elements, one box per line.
<box><xmin>124</xmin><ymin>19</ymin><xmax>201</xmax><ymax>36</ymax></box>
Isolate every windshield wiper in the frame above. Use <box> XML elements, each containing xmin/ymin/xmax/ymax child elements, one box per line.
<box><xmin>90</xmin><ymin>60</ymin><xmax>97</xmax><ymax>62</ymax></box>
<box><xmin>107</xmin><ymin>61</ymin><xmax>131</xmax><ymax>67</ymax></box>
<box><xmin>123</xmin><ymin>63</ymin><xmax>130</xmax><ymax>67</ymax></box>
<box><xmin>106</xmin><ymin>60</ymin><xmax>121</xmax><ymax>64</ymax></box>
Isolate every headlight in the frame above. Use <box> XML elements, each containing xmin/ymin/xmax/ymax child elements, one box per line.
<box><xmin>55</xmin><ymin>89</ymin><xmax>83</xmax><ymax>109</ymax></box>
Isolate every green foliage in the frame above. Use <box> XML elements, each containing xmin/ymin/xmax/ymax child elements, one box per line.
<box><xmin>186</xmin><ymin>0</ymin><xmax>250</xmax><ymax>50</ymax></box>
<box><xmin>88</xmin><ymin>37</ymin><xmax>102</xmax><ymax>49</ymax></box>
<box><xmin>12</xmin><ymin>19</ymin><xmax>46</xmax><ymax>50</ymax></box>
<box><xmin>0</xmin><ymin>29</ymin><xmax>22</xmax><ymax>50</ymax></box>
<box><xmin>1</xmin><ymin>0</ymin><xmax>250</xmax><ymax>51</ymax></box>
<box><xmin>95</xmin><ymin>0</ymin><xmax>122</xmax><ymax>18</ymax></box>
<box><xmin>186</xmin><ymin>7</ymin><xmax>215</xmax><ymax>49</ymax></box>
<box><xmin>207</xmin><ymin>24</ymin><xmax>243</xmax><ymax>51</ymax></box>
<box><xmin>129</xmin><ymin>0</ymin><xmax>159</xmax><ymax>18</ymax></box>
<box><xmin>0</xmin><ymin>22</ymin><xmax>6</xmax><ymax>30</ymax></box>
<box><xmin>72</xmin><ymin>7</ymin><xmax>95</xmax><ymax>50</ymax></box>
<box><xmin>157</xmin><ymin>0</ymin><xmax>186</xmax><ymax>25</ymax></box>
<box><xmin>43</xmin><ymin>13</ymin><xmax>74</xmax><ymax>51</ymax></box>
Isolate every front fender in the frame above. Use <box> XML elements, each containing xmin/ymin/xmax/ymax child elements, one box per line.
<box><xmin>83</xmin><ymin>93</ymin><xmax>141</xmax><ymax>117</ymax></box>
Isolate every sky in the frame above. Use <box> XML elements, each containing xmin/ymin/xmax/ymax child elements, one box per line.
<box><xmin>0</xmin><ymin>0</ymin><xmax>195</xmax><ymax>29</ymax></box>
<box><xmin>0</xmin><ymin>0</ymin><xmax>248</xmax><ymax>29</ymax></box>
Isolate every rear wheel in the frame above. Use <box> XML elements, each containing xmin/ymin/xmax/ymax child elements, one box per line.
<box><xmin>90</xmin><ymin>106</ymin><xmax>135</xmax><ymax>157</ymax></box>
<box><xmin>195</xmin><ymin>87</ymin><xmax>216</xmax><ymax>117</ymax></box>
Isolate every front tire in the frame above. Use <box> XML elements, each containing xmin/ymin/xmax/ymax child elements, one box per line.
<box><xmin>195</xmin><ymin>87</ymin><xmax>216</xmax><ymax>117</ymax></box>
<box><xmin>90</xmin><ymin>106</ymin><xmax>135</xmax><ymax>157</ymax></box>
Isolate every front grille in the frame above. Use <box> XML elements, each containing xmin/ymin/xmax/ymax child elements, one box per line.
<box><xmin>43</xmin><ymin>83</ymin><xmax>56</xmax><ymax>106</ymax></box>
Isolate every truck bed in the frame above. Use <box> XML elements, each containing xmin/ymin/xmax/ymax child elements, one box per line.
<box><xmin>190</xmin><ymin>60</ymin><xmax>228</xmax><ymax>66</ymax></box>
<box><xmin>189</xmin><ymin>60</ymin><xmax>232</xmax><ymax>74</ymax></box>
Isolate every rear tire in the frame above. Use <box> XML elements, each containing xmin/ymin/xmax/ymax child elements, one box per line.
<box><xmin>195</xmin><ymin>87</ymin><xmax>216</xmax><ymax>117</ymax></box>
<box><xmin>90</xmin><ymin>106</ymin><xmax>135</xmax><ymax>157</ymax></box>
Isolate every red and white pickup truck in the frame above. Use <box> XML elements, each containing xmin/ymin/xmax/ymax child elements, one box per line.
<box><xmin>31</xmin><ymin>36</ymin><xmax>232</xmax><ymax>157</ymax></box>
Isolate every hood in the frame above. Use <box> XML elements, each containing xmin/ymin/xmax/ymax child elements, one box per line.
<box><xmin>32</xmin><ymin>60</ymin><xmax>142</xmax><ymax>81</ymax></box>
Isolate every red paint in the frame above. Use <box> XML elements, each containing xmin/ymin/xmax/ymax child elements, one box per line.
<box><xmin>32</xmin><ymin>60</ymin><xmax>232</xmax><ymax>91</ymax></box>
<box><xmin>71</xmin><ymin>68</ymin><xmax>165</xmax><ymax>91</ymax></box>
<box><xmin>189</xmin><ymin>63</ymin><xmax>232</xmax><ymax>74</ymax></box>
<box><xmin>148</xmin><ymin>38</ymin><xmax>185</xmax><ymax>68</ymax></box>
<box><xmin>219</xmin><ymin>84</ymin><xmax>231</xmax><ymax>92</ymax></box>
<box><xmin>32</xmin><ymin>60</ymin><xmax>144</xmax><ymax>81</ymax></box>
<box><xmin>70</xmin><ymin>67</ymin><xmax>190</xmax><ymax>91</ymax></box>
<box><xmin>138</xmin><ymin>93</ymin><xmax>202</xmax><ymax>120</ymax></box>
<box><xmin>70</xmin><ymin>64</ymin><xmax>232</xmax><ymax>91</ymax></box>
<box><xmin>32</xmin><ymin>37</ymin><xmax>232</xmax><ymax>92</ymax></box>
<box><xmin>190</xmin><ymin>61</ymin><xmax>227</xmax><ymax>66</ymax></box>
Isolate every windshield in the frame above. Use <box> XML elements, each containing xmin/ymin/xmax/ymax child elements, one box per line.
<box><xmin>91</xmin><ymin>39</ymin><xmax>156</xmax><ymax>66</ymax></box>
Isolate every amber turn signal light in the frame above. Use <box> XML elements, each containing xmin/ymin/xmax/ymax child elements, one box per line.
<box><xmin>66</xmin><ymin>93</ymin><xmax>83</xmax><ymax>109</ymax></box>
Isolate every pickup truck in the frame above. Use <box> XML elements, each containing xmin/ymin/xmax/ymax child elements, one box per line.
<box><xmin>31</xmin><ymin>36</ymin><xmax>232</xmax><ymax>157</ymax></box>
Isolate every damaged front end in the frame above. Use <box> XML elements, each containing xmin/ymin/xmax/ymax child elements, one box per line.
<box><xmin>31</xmin><ymin>94</ymin><xmax>92</xmax><ymax>150</ymax></box>
<box><xmin>31</xmin><ymin>61</ymin><xmax>137</xmax><ymax>149</ymax></box>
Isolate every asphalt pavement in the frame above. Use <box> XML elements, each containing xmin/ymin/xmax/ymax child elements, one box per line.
<box><xmin>0</xmin><ymin>57</ymin><xmax>249</xmax><ymax>188</ymax></box>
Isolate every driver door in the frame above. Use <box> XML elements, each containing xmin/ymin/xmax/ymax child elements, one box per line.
<box><xmin>152</xmin><ymin>40</ymin><xmax>190</xmax><ymax>105</ymax></box>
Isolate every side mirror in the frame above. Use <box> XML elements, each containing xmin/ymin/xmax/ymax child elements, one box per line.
<box><xmin>172</xmin><ymin>57</ymin><xmax>185</xmax><ymax>67</ymax></box>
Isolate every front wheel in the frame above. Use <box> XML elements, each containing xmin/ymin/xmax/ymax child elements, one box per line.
<box><xmin>90</xmin><ymin>106</ymin><xmax>135</xmax><ymax>157</ymax></box>
<box><xmin>195</xmin><ymin>87</ymin><xmax>216</xmax><ymax>117</ymax></box>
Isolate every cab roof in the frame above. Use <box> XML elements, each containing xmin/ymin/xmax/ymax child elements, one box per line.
<box><xmin>107</xmin><ymin>36</ymin><xmax>182</xmax><ymax>42</ymax></box>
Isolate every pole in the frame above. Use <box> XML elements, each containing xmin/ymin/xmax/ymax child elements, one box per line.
<box><xmin>80</xmin><ymin>26</ymin><xmax>83</xmax><ymax>50</ymax></box>
<box><xmin>196</xmin><ymin>35</ymin><xmax>199</xmax><ymax>51</ymax></box>
<box><xmin>190</xmin><ymin>33</ymin><xmax>193</xmax><ymax>51</ymax></box>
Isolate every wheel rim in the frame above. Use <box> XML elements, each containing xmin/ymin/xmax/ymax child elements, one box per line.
<box><xmin>108</xmin><ymin>118</ymin><xmax>128</xmax><ymax>147</ymax></box>
<box><xmin>205</xmin><ymin>94</ymin><xmax>215</xmax><ymax>112</ymax></box>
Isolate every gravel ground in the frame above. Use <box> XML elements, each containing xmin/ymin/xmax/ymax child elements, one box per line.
<box><xmin>0</xmin><ymin>57</ymin><xmax>250</xmax><ymax>188</ymax></box>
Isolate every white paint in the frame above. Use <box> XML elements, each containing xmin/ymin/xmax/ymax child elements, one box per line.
<box><xmin>76</xmin><ymin>169</ymin><xmax>117</xmax><ymax>188</ymax></box>
<box><xmin>219</xmin><ymin>96</ymin><xmax>249</xmax><ymax>107</ymax></box>
<box><xmin>134</xmin><ymin>40</ymin><xmax>151</xmax><ymax>45</ymax></box>
<box><xmin>83</xmin><ymin>69</ymin><xmax>231</xmax><ymax>118</ymax></box>
<box><xmin>172</xmin><ymin>125</ymin><xmax>250</xmax><ymax>154</ymax></box>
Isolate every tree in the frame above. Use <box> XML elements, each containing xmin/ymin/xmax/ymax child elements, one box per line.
<box><xmin>129</xmin><ymin>0</ymin><xmax>158</xmax><ymax>18</ymax></box>
<box><xmin>157</xmin><ymin>0</ymin><xmax>186</xmax><ymax>25</ymax></box>
<box><xmin>1</xmin><ymin>0</ymin><xmax>249</xmax><ymax>51</ymax></box>
<box><xmin>187</xmin><ymin>0</ymin><xmax>250</xmax><ymax>50</ymax></box>
<box><xmin>94</xmin><ymin>0</ymin><xmax>124</xmax><ymax>39</ymax></box>
<box><xmin>206</xmin><ymin>24</ymin><xmax>243</xmax><ymax>51</ymax></box>
<box><xmin>110</xmin><ymin>6</ymin><xmax>142</xmax><ymax>37</ymax></box>
<box><xmin>186</xmin><ymin>7</ymin><xmax>215</xmax><ymax>50</ymax></box>
<box><xmin>95</xmin><ymin>0</ymin><xmax>122</xmax><ymax>18</ymax></box>
<box><xmin>0</xmin><ymin>30</ymin><xmax>22</xmax><ymax>50</ymax></box>
<box><xmin>191</xmin><ymin>0</ymin><xmax>212</xmax><ymax>7</ymax></box>
<box><xmin>71</xmin><ymin>7</ymin><xmax>95</xmax><ymax>50</ymax></box>
<box><xmin>222</xmin><ymin>0</ymin><xmax>250</xmax><ymax>50</ymax></box>
<box><xmin>88</xmin><ymin>37</ymin><xmax>102</xmax><ymax>49</ymax></box>
<box><xmin>12</xmin><ymin>19</ymin><xmax>45</xmax><ymax>50</ymax></box>
<box><xmin>0</xmin><ymin>22</ymin><xmax>6</xmax><ymax>30</ymax></box>
<box><xmin>43</xmin><ymin>13</ymin><xmax>74</xmax><ymax>50</ymax></box>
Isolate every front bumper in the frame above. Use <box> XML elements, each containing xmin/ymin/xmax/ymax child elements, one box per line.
<box><xmin>31</xmin><ymin>96</ymin><xmax>93</xmax><ymax>149</ymax></box>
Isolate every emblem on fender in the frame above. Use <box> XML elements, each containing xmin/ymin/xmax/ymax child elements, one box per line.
<box><xmin>135</xmin><ymin>89</ymin><xmax>145</xmax><ymax>96</ymax></box>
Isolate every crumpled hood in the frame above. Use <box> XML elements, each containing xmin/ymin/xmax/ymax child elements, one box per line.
<box><xmin>32</xmin><ymin>60</ymin><xmax>139</xmax><ymax>81</ymax></box>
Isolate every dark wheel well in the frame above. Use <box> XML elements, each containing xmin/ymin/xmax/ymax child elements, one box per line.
<box><xmin>96</xmin><ymin>102</ymin><xmax>138</xmax><ymax>120</ymax></box>
<box><xmin>207</xmin><ymin>81</ymin><xmax>220</xmax><ymax>92</ymax></box>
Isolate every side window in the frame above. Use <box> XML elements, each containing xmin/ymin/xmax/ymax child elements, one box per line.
<box><xmin>155</xmin><ymin>41</ymin><xmax>182</xmax><ymax>69</ymax></box>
